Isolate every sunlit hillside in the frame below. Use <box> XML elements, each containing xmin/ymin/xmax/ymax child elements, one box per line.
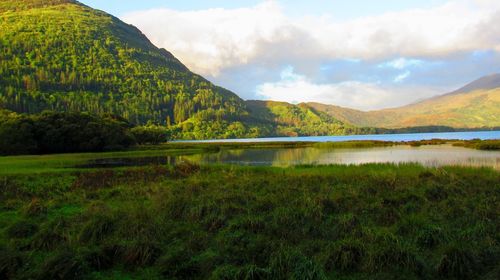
<box><xmin>307</xmin><ymin>87</ymin><xmax>500</xmax><ymax>129</ymax></box>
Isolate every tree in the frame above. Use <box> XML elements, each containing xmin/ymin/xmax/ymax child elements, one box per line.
<box><xmin>130</xmin><ymin>125</ymin><xmax>172</xmax><ymax>145</ymax></box>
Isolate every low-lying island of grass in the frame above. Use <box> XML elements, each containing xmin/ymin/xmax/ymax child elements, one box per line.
<box><xmin>1</xmin><ymin>163</ymin><xmax>499</xmax><ymax>279</ymax></box>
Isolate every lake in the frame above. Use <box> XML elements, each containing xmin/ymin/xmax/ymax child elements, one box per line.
<box><xmin>178</xmin><ymin>130</ymin><xmax>500</xmax><ymax>143</ymax></box>
<box><xmin>77</xmin><ymin>131</ymin><xmax>500</xmax><ymax>170</ymax></box>
<box><xmin>84</xmin><ymin>144</ymin><xmax>500</xmax><ymax>170</ymax></box>
<box><xmin>184</xmin><ymin>144</ymin><xmax>500</xmax><ymax>169</ymax></box>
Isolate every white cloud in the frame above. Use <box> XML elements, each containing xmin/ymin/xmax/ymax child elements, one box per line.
<box><xmin>378</xmin><ymin>58</ymin><xmax>424</xmax><ymax>70</ymax></box>
<box><xmin>123</xmin><ymin>0</ymin><xmax>500</xmax><ymax>77</ymax></box>
<box><xmin>394</xmin><ymin>71</ymin><xmax>411</xmax><ymax>83</ymax></box>
<box><xmin>121</xmin><ymin>1</ymin><xmax>500</xmax><ymax>109</ymax></box>
<box><xmin>256</xmin><ymin>67</ymin><xmax>443</xmax><ymax>110</ymax></box>
<box><xmin>123</xmin><ymin>1</ymin><xmax>288</xmax><ymax>76</ymax></box>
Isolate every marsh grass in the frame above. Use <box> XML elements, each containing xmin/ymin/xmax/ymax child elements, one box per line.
<box><xmin>0</xmin><ymin>163</ymin><xmax>498</xmax><ymax>279</ymax></box>
<box><xmin>453</xmin><ymin>139</ymin><xmax>500</xmax><ymax>150</ymax></box>
<box><xmin>313</xmin><ymin>140</ymin><xmax>394</xmax><ymax>149</ymax></box>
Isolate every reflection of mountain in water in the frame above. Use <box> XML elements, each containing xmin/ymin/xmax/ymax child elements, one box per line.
<box><xmin>271</xmin><ymin>148</ymin><xmax>325</xmax><ymax>166</ymax></box>
<box><xmin>79</xmin><ymin>145</ymin><xmax>500</xmax><ymax>170</ymax></box>
<box><xmin>181</xmin><ymin>148</ymin><xmax>326</xmax><ymax>167</ymax></box>
<box><xmin>182</xmin><ymin>145</ymin><xmax>500</xmax><ymax>170</ymax></box>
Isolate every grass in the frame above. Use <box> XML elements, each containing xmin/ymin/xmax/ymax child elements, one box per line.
<box><xmin>453</xmin><ymin>139</ymin><xmax>500</xmax><ymax>150</ymax></box>
<box><xmin>0</xmin><ymin>163</ymin><xmax>499</xmax><ymax>279</ymax></box>
<box><xmin>162</xmin><ymin>139</ymin><xmax>500</xmax><ymax>150</ymax></box>
<box><xmin>0</xmin><ymin>148</ymin><xmax>200</xmax><ymax>175</ymax></box>
<box><xmin>313</xmin><ymin>140</ymin><xmax>395</xmax><ymax>149</ymax></box>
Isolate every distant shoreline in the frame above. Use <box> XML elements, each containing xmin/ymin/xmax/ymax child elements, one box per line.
<box><xmin>175</xmin><ymin>130</ymin><xmax>500</xmax><ymax>144</ymax></box>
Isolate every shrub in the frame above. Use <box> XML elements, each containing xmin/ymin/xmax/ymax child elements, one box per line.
<box><xmin>130</xmin><ymin>125</ymin><xmax>172</xmax><ymax>145</ymax></box>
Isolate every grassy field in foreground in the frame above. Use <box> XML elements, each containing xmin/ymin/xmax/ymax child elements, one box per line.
<box><xmin>1</xmin><ymin>163</ymin><xmax>499</xmax><ymax>279</ymax></box>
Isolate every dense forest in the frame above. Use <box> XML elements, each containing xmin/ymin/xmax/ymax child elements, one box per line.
<box><xmin>0</xmin><ymin>109</ymin><xmax>177</xmax><ymax>155</ymax></box>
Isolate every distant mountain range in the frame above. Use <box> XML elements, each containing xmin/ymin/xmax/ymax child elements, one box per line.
<box><xmin>305</xmin><ymin>74</ymin><xmax>500</xmax><ymax>129</ymax></box>
<box><xmin>0</xmin><ymin>0</ymin><xmax>498</xmax><ymax>139</ymax></box>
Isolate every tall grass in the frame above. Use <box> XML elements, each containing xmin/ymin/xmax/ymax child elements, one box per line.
<box><xmin>453</xmin><ymin>139</ymin><xmax>500</xmax><ymax>150</ymax></box>
<box><xmin>0</xmin><ymin>163</ymin><xmax>498</xmax><ymax>279</ymax></box>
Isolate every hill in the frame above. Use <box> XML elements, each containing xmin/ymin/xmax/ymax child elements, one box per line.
<box><xmin>245</xmin><ymin>101</ymin><xmax>371</xmax><ymax>136</ymax></box>
<box><xmin>306</xmin><ymin>76</ymin><xmax>500</xmax><ymax>129</ymax></box>
<box><xmin>446</xmin><ymin>73</ymin><xmax>500</xmax><ymax>96</ymax></box>
<box><xmin>0</xmin><ymin>0</ymin><xmax>253</xmax><ymax>137</ymax></box>
<box><xmin>0</xmin><ymin>0</ymin><xmax>356</xmax><ymax>139</ymax></box>
<box><xmin>0</xmin><ymin>0</ymin><xmax>247</xmax><ymax>124</ymax></box>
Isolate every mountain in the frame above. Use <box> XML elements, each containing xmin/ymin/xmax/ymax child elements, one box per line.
<box><xmin>0</xmin><ymin>0</ymin><xmax>355</xmax><ymax>139</ymax></box>
<box><xmin>445</xmin><ymin>73</ymin><xmax>500</xmax><ymax>96</ymax></box>
<box><xmin>306</xmin><ymin>75</ymin><xmax>500</xmax><ymax>129</ymax></box>
<box><xmin>245</xmin><ymin>101</ymin><xmax>370</xmax><ymax>136</ymax></box>
<box><xmin>0</xmin><ymin>0</ymin><xmax>241</xmax><ymax>123</ymax></box>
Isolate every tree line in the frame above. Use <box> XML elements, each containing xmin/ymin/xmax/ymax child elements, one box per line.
<box><xmin>0</xmin><ymin>110</ymin><xmax>172</xmax><ymax>155</ymax></box>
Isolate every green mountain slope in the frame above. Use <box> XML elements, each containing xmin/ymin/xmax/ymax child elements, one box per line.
<box><xmin>0</xmin><ymin>0</ymin><xmax>355</xmax><ymax>139</ymax></box>
<box><xmin>306</xmin><ymin>80</ymin><xmax>500</xmax><ymax>129</ymax></box>
<box><xmin>245</xmin><ymin>101</ymin><xmax>370</xmax><ymax>136</ymax></box>
<box><xmin>0</xmin><ymin>0</ymin><xmax>245</xmax><ymax>125</ymax></box>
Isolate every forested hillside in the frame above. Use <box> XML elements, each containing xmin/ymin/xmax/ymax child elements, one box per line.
<box><xmin>246</xmin><ymin>101</ymin><xmax>372</xmax><ymax>137</ymax></box>
<box><xmin>0</xmin><ymin>0</ymin><xmax>245</xmax><ymax>126</ymax></box>
<box><xmin>0</xmin><ymin>0</ymin><xmax>358</xmax><ymax>139</ymax></box>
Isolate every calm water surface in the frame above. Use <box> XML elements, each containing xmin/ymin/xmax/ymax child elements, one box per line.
<box><xmin>81</xmin><ymin>131</ymin><xmax>500</xmax><ymax>169</ymax></box>
<box><xmin>85</xmin><ymin>144</ymin><xmax>500</xmax><ymax>170</ymax></box>
<box><xmin>181</xmin><ymin>144</ymin><xmax>500</xmax><ymax>169</ymax></box>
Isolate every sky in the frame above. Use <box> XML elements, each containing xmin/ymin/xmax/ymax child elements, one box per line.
<box><xmin>79</xmin><ymin>0</ymin><xmax>500</xmax><ymax>111</ymax></box>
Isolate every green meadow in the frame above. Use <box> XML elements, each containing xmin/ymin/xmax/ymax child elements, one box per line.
<box><xmin>0</xmin><ymin>140</ymin><xmax>499</xmax><ymax>279</ymax></box>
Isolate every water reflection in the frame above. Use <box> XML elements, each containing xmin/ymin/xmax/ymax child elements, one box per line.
<box><xmin>81</xmin><ymin>145</ymin><xmax>500</xmax><ymax>170</ymax></box>
<box><xmin>181</xmin><ymin>145</ymin><xmax>500</xmax><ymax>169</ymax></box>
